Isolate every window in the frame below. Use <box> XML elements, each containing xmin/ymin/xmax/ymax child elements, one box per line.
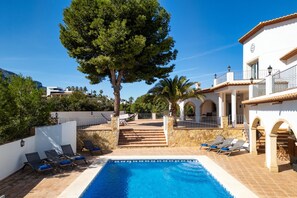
<box><xmin>250</xmin><ymin>61</ymin><xmax>259</xmax><ymax>79</ymax></box>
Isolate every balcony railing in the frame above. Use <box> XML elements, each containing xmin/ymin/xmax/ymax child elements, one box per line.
<box><xmin>272</xmin><ymin>65</ymin><xmax>297</xmax><ymax>93</ymax></box>
<box><xmin>253</xmin><ymin>79</ymin><xmax>266</xmax><ymax>97</ymax></box>
<box><xmin>235</xmin><ymin>69</ymin><xmax>279</xmax><ymax>80</ymax></box>
<box><xmin>216</xmin><ymin>73</ymin><xmax>227</xmax><ymax>84</ymax></box>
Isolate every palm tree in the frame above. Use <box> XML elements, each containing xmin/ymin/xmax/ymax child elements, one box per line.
<box><xmin>148</xmin><ymin>75</ymin><xmax>204</xmax><ymax>124</ymax></box>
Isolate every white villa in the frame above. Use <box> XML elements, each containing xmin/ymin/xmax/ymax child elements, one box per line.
<box><xmin>179</xmin><ymin>13</ymin><xmax>297</xmax><ymax>172</ymax></box>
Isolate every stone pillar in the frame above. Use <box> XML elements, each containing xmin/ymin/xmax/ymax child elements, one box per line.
<box><xmin>266</xmin><ymin>75</ymin><xmax>273</xmax><ymax>95</ymax></box>
<box><xmin>222</xmin><ymin>116</ymin><xmax>228</xmax><ymax>131</ymax></box>
<box><xmin>250</xmin><ymin>128</ymin><xmax>258</xmax><ymax>155</ymax></box>
<box><xmin>166</xmin><ymin>116</ymin><xmax>174</xmax><ymax>146</ymax></box>
<box><xmin>231</xmin><ymin>90</ymin><xmax>237</xmax><ymax>127</ymax></box>
<box><xmin>135</xmin><ymin>114</ymin><xmax>139</xmax><ymax>120</ymax></box>
<box><xmin>266</xmin><ymin>133</ymin><xmax>279</xmax><ymax>172</ymax></box>
<box><xmin>179</xmin><ymin>101</ymin><xmax>185</xmax><ymax>121</ymax></box>
<box><xmin>111</xmin><ymin>116</ymin><xmax>120</xmax><ymax>146</ymax></box>
<box><xmin>152</xmin><ymin>113</ymin><xmax>156</xmax><ymax>120</ymax></box>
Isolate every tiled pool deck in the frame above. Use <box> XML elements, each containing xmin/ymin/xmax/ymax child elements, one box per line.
<box><xmin>1</xmin><ymin>147</ymin><xmax>297</xmax><ymax>198</ymax></box>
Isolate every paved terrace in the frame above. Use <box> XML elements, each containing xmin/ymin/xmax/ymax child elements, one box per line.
<box><xmin>1</xmin><ymin>147</ymin><xmax>297</xmax><ymax>198</ymax></box>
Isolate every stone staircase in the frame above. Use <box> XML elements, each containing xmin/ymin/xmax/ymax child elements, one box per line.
<box><xmin>118</xmin><ymin>129</ymin><xmax>167</xmax><ymax>147</ymax></box>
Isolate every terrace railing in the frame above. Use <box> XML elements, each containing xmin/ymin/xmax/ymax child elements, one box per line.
<box><xmin>272</xmin><ymin>65</ymin><xmax>297</xmax><ymax>93</ymax></box>
<box><xmin>252</xmin><ymin>79</ymin><xmax>266</xmax><ymax>98</ymax></box>
<box><xmin>216</xmin><ymin>73</ymin><xmax>227</xmax><ymax>84</ymax></box>
<box><xmin>177</xmin><ymin>116</ymin><xmax>219</xmax><ymax>128</ymax></box>
<box><xmin>242</xmin><ymin>69</ymin><xmax>279</xmax><ymax>80</ymax></box>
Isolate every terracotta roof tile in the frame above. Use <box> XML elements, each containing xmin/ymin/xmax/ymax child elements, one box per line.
<box><xmin>196</xmin><ymin>81</ymin><xmax>251</xmax><ymax>94</ymax></box>
<box><xmin>280</xmin><ymin>47</ymin><xmax>297</xmax><ymax>61</ymax></box>
<box><xmin>242</xmin><ymin>91</ymin><xmax>297</xmax><ymax>105</ymax></box>
<box><xmin>239</xmin><ymin>13</ymin><xmax>297</xmax><ymax>44</ymax></box>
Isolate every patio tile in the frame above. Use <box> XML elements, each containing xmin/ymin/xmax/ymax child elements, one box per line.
<box><xmin>0</xmin><ymin>147</ymin><xmax>297</xmax><ymax>197</ymax></box>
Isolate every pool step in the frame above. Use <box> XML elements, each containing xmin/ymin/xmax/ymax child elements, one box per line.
<box><xmin>118</xmin><ymin>129</ymin><xmax>167</xmax><ymax>148</ymax></box>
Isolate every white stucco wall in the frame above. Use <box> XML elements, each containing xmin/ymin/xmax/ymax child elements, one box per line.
<box><xmin>51</xmin><ymin>111</ymin><xmax>121</xmax><ymax>126</ymax></box>
<box><xmin>249</xmin><ymin>100</ymin><xmax>297</xmax><ymax>137</ymax></box>
<box><xmin>243</xmin><ymin>18</ymin><xmax>297</xmax><ymax>73</ymax></box>
<box><xmin>0</xmin><ymin>121</ymin><xmax>76</xmax><ymax>180</ymax></box>
<box><xmin>0</xmin><ymin>136</ymin><xmax>35</xmax><ymax>180</ymax></box>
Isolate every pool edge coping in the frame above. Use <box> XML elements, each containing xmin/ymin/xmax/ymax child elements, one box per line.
<box><xmin>58</xmin><ymin>155</ymin><xmax>258</xmax><ymax>198</ymax></box>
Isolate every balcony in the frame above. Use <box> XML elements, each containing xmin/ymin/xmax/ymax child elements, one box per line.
<box><xmin>213</xmin><ymin>66</ymin><xmax>279</xmax><ymax>87</ymax></box>
<box><xmin>251</xmin><ymin>64</ymin><xmax>297</xmax><ymax>98</ymax></box>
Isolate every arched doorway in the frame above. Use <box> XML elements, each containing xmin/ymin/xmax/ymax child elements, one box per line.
<box><xmin>199</xmin><ymin>100</ymin><xmax>217</xmax><ymax>126</ymax></box>
<box><xmin>268</xmin><ymin>120</ymin><xmax>296</xmax><ymax>172</ymax></box>
<box><xmin>184</xmin><ymin>102</ymin><xmax>195</xmax><ymax>121</ymax></box>
<box><xmin>250</xmin><ymin>117</ymin><xmax>265</xmax><ymax>155</ymax></box>
<box><xmin>200</xmin><ymin>100</ymin><xmax>217</xmax><ymax>117</ymax></box>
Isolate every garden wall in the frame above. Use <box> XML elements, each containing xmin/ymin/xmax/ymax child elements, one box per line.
<box><xmin>0</xmin><ymin>121</ymin><xmax>76</xmax><ymax>180</ymax></box>
<box><xmin>77</xmin><ymin>117</ymin><xmax>119</xmax><ymax>150</ymax></box>
<box><xmin>165</xmin><ymin>116</ymin><xmax>245</xmax><ymax>147</ymax></box>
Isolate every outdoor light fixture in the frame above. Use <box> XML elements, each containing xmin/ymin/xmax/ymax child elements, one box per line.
<box><xmin>268</xmin><ymin>65</ymin><xmax>272</xmax><ymax>75</ymax></box>
<box><xmin>250</xmin><ymin>77</ymin><xmax>254</xmax><ymax>84</ymax></box>
<box><xmin>227</xmin><ymin>65</ymin><xmax>231</xmax><ymax>72</ymax></box>
<box><xmin>20</xmin><ymin>139</ymin><xmax>25</xmax><ymax>147</ymax></box>
<box><xmin>214</xmin><ymin>74</ymin><xmax>217</xmax><ymax>79</ymax></box>
<box><xmin>55</xmin><ymin>112</ymin><xmax>58</xmax><ymax>119</ymax></box>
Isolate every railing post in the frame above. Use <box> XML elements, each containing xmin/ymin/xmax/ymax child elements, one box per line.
<box><xmin>152</xmin><ymin>113</ymin><xmax>156</xmax><ymax>120</ymax></box>
<box><xmin>266</xmin><ymin>75</ymin><xmax>273</xmax><ymax>95</ymax></box>
<box><xmin>227</xmin><ymin>72</ymin><xmax>234</xmax><ymax>82</ymax></box>
<box><xmin>249</xmin><ymin>84</ymin><xmax>254</xmax><ymax>99</ymax></box>
<box><xmin>213</xmin><ymin>78</ymin><xmax>218</xmax><ymax>86</ymax></box>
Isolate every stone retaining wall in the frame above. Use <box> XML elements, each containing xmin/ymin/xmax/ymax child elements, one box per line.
<box><xmin>166</xmin><ymin>116</ymin><xmax>245</xmax><ymax>147</ymax></box>
<box><xmin>168</xmin><ymin>128</ymin><xmax>245</xmax><ymax>147</ymax></box>
<box><xmin>77</xmin><ymin>117</ymin><xmax>119</xmax><ymax>150</ymax></box>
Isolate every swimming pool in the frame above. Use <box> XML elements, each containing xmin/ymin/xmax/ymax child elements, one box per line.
<box><xmin>58</xmin><ymin>156</ymin><xmax>257</xmax><ymax>198</ymax></box>
<box><xmin>81</xmin><ymin>159</ymin><xmax>233</xmax><ymax>198</ymax></box>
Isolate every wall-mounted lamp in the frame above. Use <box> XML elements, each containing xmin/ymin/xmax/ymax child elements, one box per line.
<box><xmin>55</xmin><ymin>112</ymin><xmax>58</xmax><ymax>119</ymax></box>
<box><xmin>20</xmin><ymin>139</ymin><xmax>25</xmax><ymax>147</ymax></box>
<box><xmin>227</xmin><ymin>65</ymin><xmax>231</xmax><ymax>72</ymax></box>
<box><xmin>214</xmin><ymin>74</ymin><xmax>217</xmax><ymax>79</ymax></box>
<box><xmin>267</xmin><ymin>65</ymin><xmax>272</xmax><ymax>75</ymax></box>
<box><xmin>250</xmin><ymin>77</ymin><xmax>254</xmax><ymax>84</ymax></box>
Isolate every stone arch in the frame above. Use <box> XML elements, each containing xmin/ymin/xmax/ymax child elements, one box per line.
<box><xmin>267</xmin><ymin>119</ymin><xmax>296</xmax><ymax>172</ymax></box>
<box><xmin>251</xmin><ymin>117</ymin><xmax>262</xmax><ymax>129</ymax></box>
<box><xmin>200</xmin><ymin>100</ymin><xmax>217</xmax><ymax>117</ymax></box>
<box><xmin>249</xmin><ymin>117</ymin><xmax>265</xmax><ymax>155</ymax></box>
<box><xmin>184</xmin><ymin>101</ymin><xmax>196</xmax><ymax>120</ymax></box>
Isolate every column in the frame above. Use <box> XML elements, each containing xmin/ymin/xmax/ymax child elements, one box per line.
<box><xmin>231</xmin><ymin>90</ymin><xmax>237</xmax><ymax>127</ymax></box>
<box><xmin>266</xmin><ymin>75</ymin><xmax>273</xmax><ymax>95</ymax></box>
<box><xmin>218</xmin><ymin>93</ymin><xmax>223</xmax><ymax>127</ymax></box>
<box><xmin>195</xmin><ymin>103</ymin><xmax>200</xmax><ymax>123</ymax></box>
<box><xmin>266</xmin><ymin>134</ymin><xmax>279</xmax><ymax>172</ymax></box>
<box><xmin>250</xmin><ymin>128</ymin><xmax>258</xmax><ymax>155</ymax></box>
<box><xmin>179</xmin><ymin>101</ymin><xmax>185</xmax><ymax>121</ymax></box>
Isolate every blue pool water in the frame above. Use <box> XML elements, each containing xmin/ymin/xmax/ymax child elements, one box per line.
<box><xmin>81</xmin><ymin>160</ymin><xmax>233</xmax><ymax>198</ymax></box>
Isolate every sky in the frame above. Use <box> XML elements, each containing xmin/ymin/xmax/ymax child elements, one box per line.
<box><xmin>1</xmin><ymin>0</ymin><xmax>297</xmax><ymax>100</ymax></box>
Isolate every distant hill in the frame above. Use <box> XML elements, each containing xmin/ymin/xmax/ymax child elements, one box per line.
<box><xmin>0</xmin><ymin>68</ymin><xmax>44</xmax><ymax>89</ymax></box>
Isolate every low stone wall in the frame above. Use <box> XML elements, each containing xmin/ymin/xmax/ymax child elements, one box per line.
<box><xmin>168</xmin><ymin>128</ymin><xmax>244</xmax><ymax>147</ymax></box>
<box><xmin>77</xmin><ymin>129</ymin><xmax>119</xmax><ymax>150</ymax></box>
<box><xmin>77</xmin><ymin>117</ymin><xmax>119</xmax><ymax>150</ymax></box>
<box><xmin>165</xmin><ymin>116</ymin><xmax>245</xmax><ymax>147</ymax></box>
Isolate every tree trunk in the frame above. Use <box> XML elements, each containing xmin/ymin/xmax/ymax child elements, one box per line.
<box><xmin>170</xmin><ymin>102</ymin><xmax>178</xmax><ymax>126</ymax></box>
<box><xmin>110</xmin><ymin>70</ymin><xmax>123</xmax><ymax>116</ymax></box>
<box><xmin>113</xmin><ymin>85</ymin><xmax>121</xmax><ymax>116</ymax></box>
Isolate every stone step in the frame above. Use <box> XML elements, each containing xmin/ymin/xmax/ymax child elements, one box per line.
<box><xmin>119</xmin><ymin>136</ymin><xmax>166</xmax><ymax>140</ymax></box>
<box><xmin>118</xmin><ymin>144</ymin><xmax>168</xmax><ymax>148</ymax></box>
